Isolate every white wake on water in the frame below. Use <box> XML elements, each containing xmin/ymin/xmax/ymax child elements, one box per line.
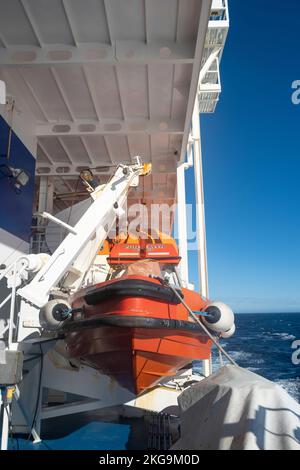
<box><xmin>266</xmin><ymin>332</ymin><xmax>296</xmax><ymax>341</ymax></box>
<box><xmin>275</xmin><ymin>378</ymin><xmax>300</xmax><ymax>403</ymax></box>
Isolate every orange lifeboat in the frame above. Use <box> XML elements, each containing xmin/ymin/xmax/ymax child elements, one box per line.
<box><xmin>64</xmin><ymin>232</ymin><xmax>214</xmax><ymax>395</ymax></box>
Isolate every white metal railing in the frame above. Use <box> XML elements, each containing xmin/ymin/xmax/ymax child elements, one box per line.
<box><xmin>199</xmin><ymin>0</ymin><xmax>229</xmax><ymax>113</ymax></box>
<box><xmin>30</xmin><ymin>231</ymin><xmax>49</xmax><ymax>255</ymax></box>
<box><xmin>0</xmin><ymin>258</ymin><xmax>31</xmax><ymax>346</ymax></box>
<box><xmin>30</xmin><ymin>215</ymin><xmax>71</xmax><ymax>255</ymax></box>
<box><xmin>0</xmin><ymin>262</ymin><xmax>19</xmax><ymax>346</ymax></box>
<box><xmin>200</xmin><ymin>56</ymin><xmax>221</xmax><ymax>95</ymax></box>
<box><xmin>30</xmin><ymin>227</ymin><xmax>65</xmax><ymax>255</ymax></box>
<box><xmin>198</xmin><ymin>56</ymin><xmax>222</xmax><ymax>113</ymax></box>
<box><xmin>206</xmin><ymin>0</ymin><xmax>229</xmax><ymax>60</ymax></box>
<box><xmin>210</xmin><ymin>0</ymin><xmax>229</xmax><ymax>23</ymax></box>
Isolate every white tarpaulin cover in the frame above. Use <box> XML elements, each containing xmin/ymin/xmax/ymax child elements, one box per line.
<box><xmin>172</xmin><ymin>365</ymin><xmax>300</xmax><ymax>450</ymax></box>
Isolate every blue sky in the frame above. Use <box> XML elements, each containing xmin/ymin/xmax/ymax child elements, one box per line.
<box><xmin>185</xmin><ymin>0</ymin><xmax>300</xmax><ymax>313</ymax></box>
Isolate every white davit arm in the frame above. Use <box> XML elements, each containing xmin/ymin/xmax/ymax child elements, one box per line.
<box><xmin>18</xmin><ymin>157</ymin><xmax>150</xmax><ymax>308</ymax></box>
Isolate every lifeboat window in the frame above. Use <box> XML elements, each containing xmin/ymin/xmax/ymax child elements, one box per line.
<box><xmin>107</xmin><ymin>260</ymin><xmax>162</xmax><ymax>280</ymax></box>
<box><xmin>160</xmin><ymin>264</ymin><xmax>181</xmax><ymax>288</ymax></box>
<box><xmin>107</xmin><ymin>261</ymin><xmax>181</xmax><ymax>287</ymax></box>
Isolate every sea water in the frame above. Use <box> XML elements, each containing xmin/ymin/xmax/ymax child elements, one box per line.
<box><xmin>194</xmin><ymin>312</ymin><xmax>300</xmax><ymax>403</ymax></box>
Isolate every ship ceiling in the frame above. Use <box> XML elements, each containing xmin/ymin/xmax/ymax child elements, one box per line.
<box><xmin>0</xmin><ymin>0</ymin><xmax>216</xmax><ymax>213</ymax></box>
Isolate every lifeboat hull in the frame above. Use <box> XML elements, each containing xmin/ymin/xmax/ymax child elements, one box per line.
<box><xmin>64</xmin><ymin>276</ymin><xmax>211</xmax><ymax>395</ymax></box>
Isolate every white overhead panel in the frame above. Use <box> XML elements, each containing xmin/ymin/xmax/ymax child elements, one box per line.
<box><xmin>0</xmin><ymin>0</ymin><xmax>229</xmax><ymax>212</ymax></box>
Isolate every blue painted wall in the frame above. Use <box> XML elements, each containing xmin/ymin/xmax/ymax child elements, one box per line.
<box><xmin>0</xmin><ymin>114</ymin><xmax>36</xmax><ymax>242</ymax></box>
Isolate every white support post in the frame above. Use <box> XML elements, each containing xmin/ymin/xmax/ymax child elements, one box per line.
<box><xmin>38</xmin><ymin>176</ymin><xmax>54</xmax><ymax>215</ymax></box>
<box><xmin>8</xmin><ymin>262</ymin><xmax>17</xmax><ymax>349</ymax></box>
<box><xmin>35</xmin><ymin>176</ymin><xmax>54</xmax><ymax>253</ymax></box>
<box><xmin>192</xmin><ymin>99</ymin><xmax>212</xmax><ymax>377</ymax></box>
<box><xmin>176</xmin><ymin>163</ymin><xmax>189</xmax><ymax>286</ymax></box>
<box><xmin>192</xmin><ymin>104</ymin><xmax>209</xmax><ymax>298</ymax></box>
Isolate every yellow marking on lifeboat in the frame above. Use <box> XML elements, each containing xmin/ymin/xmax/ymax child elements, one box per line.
<box><xmin>141</xmin><ymin>162</ymin><xmax>152</xmax><ymax>176</ymax></box>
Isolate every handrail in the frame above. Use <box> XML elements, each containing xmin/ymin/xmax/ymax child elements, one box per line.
<box><xmin>8</xmin><ymin>262</ymin><xmax>17</xmax><ymax>348</ymax></box>
<box><xmin>0</xmin><ymin>258</ymin><xmax>27</xmax><ymax>346</ymax></box>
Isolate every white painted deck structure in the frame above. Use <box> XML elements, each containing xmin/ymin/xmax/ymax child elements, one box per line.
<box><xmin>0</xmin><ymin>0</ymin><xmax>228</xmax><ymax>212</ymax></box>
<box><xmin>0</xmin><ymin>0</ymin><xmax>230</xmax><ymax>449</ymax></box>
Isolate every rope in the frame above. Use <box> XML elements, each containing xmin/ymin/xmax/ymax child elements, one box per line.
<box><xmin>151</xmin><ymin>276</ymin><xmax>238</xmax><ymax>367</ymax></box>
<box><xmin>218</xmin><ymin>345</ymin><xmax>224</xmax><ymax>367</ymax></box>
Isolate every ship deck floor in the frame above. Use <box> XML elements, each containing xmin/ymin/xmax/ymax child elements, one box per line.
<box><xmin>9</xmin><ymin>410</ymin><xmax>148</xmax><ymax>451</ymax></box>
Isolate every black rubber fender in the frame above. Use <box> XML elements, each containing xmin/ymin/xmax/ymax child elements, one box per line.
<box><xmin>84</xmin><ymin>279</ymin><xmax>183</xmax><ymax>306</ymax></box>
<box><xmin>61</xmin><ymin>314</ymin><xmax>207</xmax><ymax>335</ymax></box>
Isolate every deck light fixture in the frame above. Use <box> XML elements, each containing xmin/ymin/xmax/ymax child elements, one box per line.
<box><xmin>0</xmin><ymin>164</ymin><xmax>30</xmax><ymax>193</ymax></box>
<box><xmin>80</xmin><ymin>168</ymin><xmax>98</xmax><ymax>190</ymax></box>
